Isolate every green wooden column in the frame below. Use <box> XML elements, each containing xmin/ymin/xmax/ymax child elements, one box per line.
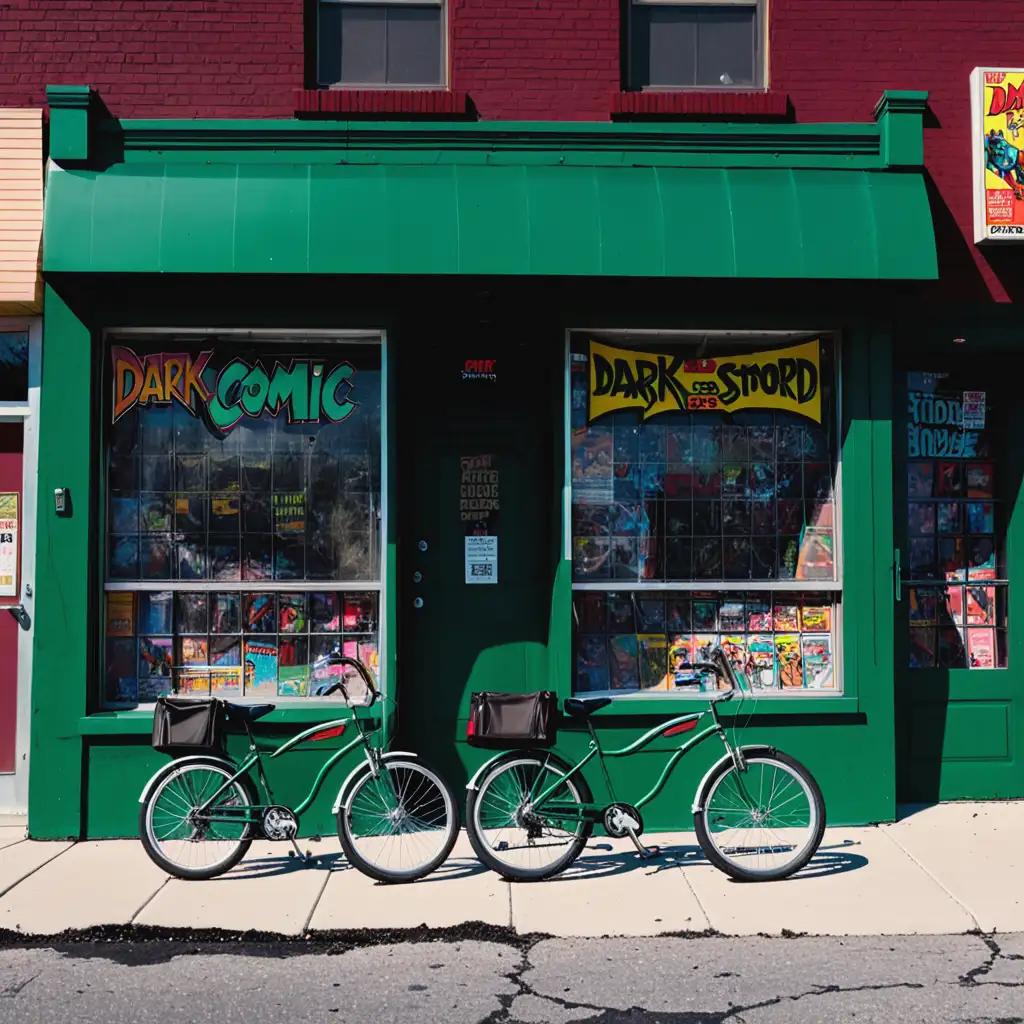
<box><xmin>28</xmin><ymin>286</ymin><xmax>95</xmax><ymax>838</ymax></box>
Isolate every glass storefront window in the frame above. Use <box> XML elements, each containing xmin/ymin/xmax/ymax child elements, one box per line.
<box><xmin>103</xmin><ymin>333</ymin><xmax>383</xmax><ymax>704</ymax></box>
<box><xmin>904</xmin><ymin>372</ymin><xmax>1007</xmax><ymax>669</ymax></box>
<box><xmin>0</xmin><ymin>333</ymin><xmax>29</xmax><ymax>403</ymax></box>
<box><xmin>569</xmin><ymin>331</ymin><xmax>842</xmax><ymax>696</ymax></box>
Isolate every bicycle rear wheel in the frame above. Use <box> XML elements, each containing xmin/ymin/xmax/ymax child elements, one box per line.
<box><xmin>694</xmin><ymin>748</ymin><xmax>825</xmax><ymax>882</ymax></box>
<box><xmin>466</xmin><ymin>751</ymin><xmax>593</xmax><ymax>881</ymax></box>
<box><xmin>139</xmin><ymin>757</ymin><xmax>256</xmax><ymax>880</ymax></box>
<box><xmin>337</xmin><ymin>755</ymin><xmax>459</xmax><ymax>883</ymax></box>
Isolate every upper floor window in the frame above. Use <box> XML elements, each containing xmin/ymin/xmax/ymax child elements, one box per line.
<box><xmin>628</xmin><ymin>0</ymin><xmax>763</xmax><ymax>90</ymax></box>
<box><xmin>317</xmin><ymin>0</ymin><xmax>446</xmax><ymax>88</ymax></box>
<box><xmin>0</xmin><ymin>333</ymin><xmax>29</xmax><ymax>404</ymax></box>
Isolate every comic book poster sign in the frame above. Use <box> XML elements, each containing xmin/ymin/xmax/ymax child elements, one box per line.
<box><xmin>971</xmin><ymin>68</ymin><xmax>1024</xmax><ymax>242</ymax></box>
<box><xmin>587</xmin><ymin>339</ymin><xmax>821</xmax><ymax>424</ymax></box>
<box><xmin>0</xmin><ymin>493</ymin><xmax>18</xmax><ymax>598</ymax></box>
<box><xmin>110</xmin><ymin>347</ymin><xmax>358</xmax><ymax>432</ymax></box>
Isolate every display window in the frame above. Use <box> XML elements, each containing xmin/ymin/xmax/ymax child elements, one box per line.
<box><xmin>102</xmin><ymin>332</ymin><xmax>383</xmax><ymax>704</ymax></box>
<box><xmin>904</xmin><ymin>372</ymin><xmax>1007</xmax><ymax>669</ymax></box>
<box><xmin>568</xmin><ymin>331</ymin><xmax>842</xmax><ymax>696</ymax></box>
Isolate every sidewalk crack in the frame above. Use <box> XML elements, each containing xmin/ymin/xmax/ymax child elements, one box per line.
<box><xmin>129</xmin><ymin>877</ymin><xmax>170</xmax><ymax>926</ymax></box>
<box><xmin>878</xmin><ymin>826</ymin><xmax>981</xmax><ymax>931</ymax></box>
<box><xmin>0</xmin><ymin>842</ymin><xmax>75</xmax><ymax>901</ymax></box>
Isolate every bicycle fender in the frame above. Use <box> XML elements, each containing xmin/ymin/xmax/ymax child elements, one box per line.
<box><xmin>137</xmin><ymin>755</ymin><xmax>239</xmax><ymax>804</ymax></box>
<box><xmin>330</xmin><ymin>751</ymin><xmax>419</xmax><ymax>815</ymax></box>
<box><xmin>466</xmin><ymin>748</ymin><xmax>563</xmax><ymax>791</ymax></box>
<box><xmin>690</xmin><ymin>745</ymin><xmax>777</xmax><ymax>814</ymax></box>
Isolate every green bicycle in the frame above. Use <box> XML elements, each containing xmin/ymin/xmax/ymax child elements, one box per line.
<box><xmin>138</xmin><ymin>651</ymin><xmax>459</xmax><ymax>883</ymax></box>
<box><xmin>465</xmin><ymin>646</ymin><xmax>825</xmax><ymax>883</ymax></box>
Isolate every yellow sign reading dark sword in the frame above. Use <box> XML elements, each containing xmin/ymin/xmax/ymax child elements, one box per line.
<box><xmin>588</xmin><ymin>339</ymin><xmax>821</xmax><ymax>424</ymax></box>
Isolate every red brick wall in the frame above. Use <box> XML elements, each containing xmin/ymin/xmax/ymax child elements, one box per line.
<box><xmin>0</xmin><ymin>0</ymin><xmax>1018</xmax><ymax>298</ymax></box>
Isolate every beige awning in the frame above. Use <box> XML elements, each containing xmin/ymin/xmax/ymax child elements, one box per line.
<box><xmin>0</xmin><ymin>109</ymin><xmax>43</xmax><ymax>315</ymax></box>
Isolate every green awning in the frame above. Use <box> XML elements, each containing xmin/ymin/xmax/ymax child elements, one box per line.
<box><xmin>43</xmin><ymin>161</ymin><xmax>938</xmax><ymax>279</ymax></box>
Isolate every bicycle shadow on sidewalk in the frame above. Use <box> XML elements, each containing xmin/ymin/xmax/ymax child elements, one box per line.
<box><xmin>218</xmin><ymin>850</ymin><xmax>492</xmax><ymax>883</ymax></box>
<box><xmin>542</xmin><ymin>837</ymin><xmax>869</xmax><ymax>883</ymax></box>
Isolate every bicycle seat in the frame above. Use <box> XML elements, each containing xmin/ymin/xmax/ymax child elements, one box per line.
<box><xmin>225</xmin><ymin>703</ymin><xmax>276</xmax><ymax>723</ymax></box>
<box><xmin>563</xmin><ymin>697</ymin><xmax>613</xmax><ymax>718</ymax></box>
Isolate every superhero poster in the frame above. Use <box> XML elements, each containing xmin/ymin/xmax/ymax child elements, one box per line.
<box><xmin>971</xmin><ymin>68</ymin><xmax>1024</xmax><ymax>242</ymax></box>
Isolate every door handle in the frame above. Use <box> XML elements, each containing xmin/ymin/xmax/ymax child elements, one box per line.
<box><xmin>894</xmin><ymin>548</ymin><xmax>902</xmax><ymax>602</ymax></box>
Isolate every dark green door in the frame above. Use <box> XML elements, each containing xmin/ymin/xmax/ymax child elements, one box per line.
<box><xmin>394</xmin><ymin>330</ymin><xmax>561</xmax><ymax>793</ymax></box>
<box><xmin>893</xmin><ymin>344</ymin><xmax>1024</xmax><ymax>801</ymax></box>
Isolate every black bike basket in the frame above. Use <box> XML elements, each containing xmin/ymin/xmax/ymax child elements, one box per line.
<box><xmin>151</xmin><ymin>697</ymin><xmax>226</xmax><ymax>755</ymax></box>
<box><xmin>466</xmin><ymin>690</ymin><xmax>558</xmax><ymax>748</ymax></box>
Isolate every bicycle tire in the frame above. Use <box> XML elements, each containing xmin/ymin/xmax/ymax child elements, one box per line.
<box><xmin>466</xmin><ymin>750</ymin><xmax>594</xmax><ymax>882</ymax></box>
<box><xmin>139</xmin><ymin>757</ymin><xmax>257</xmax><ymax>881</ymax></box>
<box><xmin>693</xmin><ymin>748</ymin><xmax>826</xmax><ymax>882</ymax></box>
<box><xmin>337</xmin><ymin>755</ymin><xmax>460</xmax><ymax>883</ymax></box>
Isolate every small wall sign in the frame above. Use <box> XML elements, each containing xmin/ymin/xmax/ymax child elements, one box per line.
<box><xmin>465</xmin><ymin>535</ymin><xmax>498</xmax><ymax>584</ymax></box>
<box><xmin>462</xmin><ymin>359</ymin><xmax>497</xmax><ymax>381</ymax></box>
<box><xmin>962</xmin><ymin>391</ymin><xmax>987</xmax><ymax>430</ymax></box>
<box><xmin>0</xmin><ymin>493</ymin><xmax>19</xmax><ymax>598</ymax></box>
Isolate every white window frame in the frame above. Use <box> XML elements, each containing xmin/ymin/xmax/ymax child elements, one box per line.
<box><xmin>627</xmin><ymin>0</ymin><xmax>768</xmax><ymax>92</ymax></box>
<box><xmin>0</xmin><ymin>316</ymin><xmax>41</xmax><ymax>811</ymax></box>
<box><xmin>317</xmin><ymin>0</ymin><xmax>449</xmax><ymax>91</ymax></box>
<box><xmin>100</xmin><ymin>327</ymin><xmax>389</xmax><ymax>708</ymax></box>
<box><xmin>564</xmin><ymin>327</ymin><xmax>844</xmax><ymax>698</ymax></box>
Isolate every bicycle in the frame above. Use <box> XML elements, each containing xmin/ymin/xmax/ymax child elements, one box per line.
<box><xmin>464</xmin><ymin>646</ymin><xmax>825</xmax><ymax>883</ymax></box>
<box><xmin>138</xmin><ymin>651</ymin><xmax>459</xmax><ymax>883</ymax></box>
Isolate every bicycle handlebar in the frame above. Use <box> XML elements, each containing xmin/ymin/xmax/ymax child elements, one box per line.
<box><xmin>311</xmin><ymin>652</ymin><xmax>379</xmax><ymax>707</ymax></box>
<box><xmin>676</xmin><ymin>646</ymin><xmax>742</xmax><ymax>701</ymax></box>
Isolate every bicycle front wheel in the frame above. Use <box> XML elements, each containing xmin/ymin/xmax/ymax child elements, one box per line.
<box><xmin>139</xmin><ymin>757</ymin><xmax>255</xmax><ymax>881</ymax></box>
<box><xmin>694</xmin><ymin>749</ymin><xmax>825</xmax><ymax>882</ymax></box>
<box><xmin>466</xmin><ymin>751</ymin><xmax>593</xmax><ymax>882</ymax></box>
<box><xmin>337</xmin><ymin>756</ymin><xmax>459</xmax><ymax>883</ymax></box>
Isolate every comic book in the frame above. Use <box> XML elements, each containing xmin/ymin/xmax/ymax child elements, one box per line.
<box><xmin>966</xmin><ymin>586</ymin><xmax>996</xmax><ymax>626</ymax></box>
<box><xmin>180</xmin><ymin>637</ymin><xmax>209</xmax><ymax>666</ymax></box>
<box><xmin>106</xmin><ymin>593</ymin><xmax>135</xmax><ymax>638</ymax></box>
<box><xmin>967</xmin><ymin>463</ymin><xmax>994</xmax><ymax>499</ymax></box>
<box><xmin>139</xmin><ymin>636</ymin><xmax>172</xmax><ymax>678</ymax></box>
<box><xmin>666</xmin><ymin>635</ymin><xmax>699</xmax><ymax>690</ymax></box>
<box><xmin>692</xmin><ymin>634</ymin><xmax>718</xmax><ymax>691</ymax></box>
<box><xmin>968</xmin><ymin>628</ymin><xmax>996</xmax><ymax>669</ymax></box>
<box><xmin>746</xmin><ymin>600</ymin><xmax>772</xmax><ymax>632</ymax></box>
<box><xmin>773</xmin><ymin>604</ymin><xmax>800</xmax><ymax>632</ymax></box>
<box><xmin>692</xmin><ymin>600</ymin><xmax>718</xmax><ymax>631</ymax></box>
<box><xmin>796</xmin><ymin>529</ymin><xmax>835</xmax><ymax>580</ymax></box>
<box><xmin>801</xmin><ymin>634</ymin><xmax>834</xmax><ymax>689</ymax></box>
<box><xmin>608</xmin><ymin>634</ymin><xmax>640</xmax><ymax>690</ymax></box>
<box><xmin>775</xmin><ymin>634</ymin><xmax>803</xmax><ymax>688</ymax></box>
<box><xmin>638</xmin><ymin>633</ymin><xmax>668</xmax><ymax>690</ymax></box>
<box><xmin>800</xmin><ymin>605</ymin><xmax>832</xmax><ymax>632</ymax></box>
<box><xmin>745</xmin><ymin>635</ymin><xmax>776</xmax><ymax>689</ymax></box>
<box><xmin>244</xmin><ymin>641</ymin><xmax>279</xmax><ymax>696</ymax></box>
<box><xmin>720</xmin><ymin>635</ymin><xmax>746</xmax><ymax>687</ymax></box>
<box><xmin>210</xmin><ymin>668</ymin><xmax>241</xmax><ymax>696</ymax></box>
<box><xmin>719</xmin><ymin>601</ymin><xmax>745</xmax><ymax>632</ymax></box>
<box><xmin>177</xmin><ymin>669</ymin><xmax>211</xmax><ymax>696</ymax></box>
<box><xmin>277</xmin><ymin>666</ymin><xmax>311</xmax><ymax>697</ymax></box>
<box><xmin>576</xmin><ymin>635</ymin><xmax>610</xmax><ymax>692</ymax></box>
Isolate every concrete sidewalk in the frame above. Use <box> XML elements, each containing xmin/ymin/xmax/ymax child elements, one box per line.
<box><xmin>0</xmin><ymin>802</ymin><xmax>1020</xmax><ymax>939</ymax></box>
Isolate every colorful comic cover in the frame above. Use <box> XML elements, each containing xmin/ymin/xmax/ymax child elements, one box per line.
<box><xmin>720</xmin><ymin>635</ymin><xmax>746</xmax><ymax>687</ymax></box>
<box><xmin>975</xmin><ymin>69</ymin><xmax>1024</xmax><ymax>239</ymax></box>
<box><xmin>746</xmin><ymin>600</ymin><xmax>772</xmax><ymax>632</ymax></box>
<box><xmin>692</xmin><ymin>635</ymin><xmax>719</xmax><ymax>691</ymax></box>
<box><xmin>180</xmin><ymin>637</ymin><xmax>209</xmax><ymax>666</ymax></box>
<box><xmin>246</xmin><ymin>593</ymin><xmax>276</xmax><ymax>632</ymax></box>
<box><xmin>745</xmin><ymin>635</ymin><xmax>777</xmax><ymax>689</ymax></box>
<box><xmin>773</xmin><ymin>604</ymin><xmax>800</xmax><ymax>632</ymax></box>
<box><xmin>666</xmin><ymin>635</ymin><xmax>699</xmax><ymax>690</ymax></box>
<box><xmin>936</xmin><ymin>503</ymin><xmax>960</xmax><ymax>534</ymax></box>
<box><xmin>968</xmin><ymin>537</ymin><xmax>997</xmax><ymax>579</ymax></box>
<box><xmin>968</xmin><ymin>628</ymin><xmax>996</xmax><ymax>669</ymax></box>
<box><xmin>139</xmin><ymin>636</ymin><xmax>172</xmax><ymax>677</ymax></box>
<box><xmin>571</xmin><ymin>428</ymin><xmax>614</xmax><ymax>504</ymax></box>
<box><xmin>608</xmin><ymin>634</ymin><xmax>640</xmax><ymax>690</ymax></box>
<box><xmin>244</xmin><ymin>641</ymin><xmax>279</xmax><ymax>696</ymax></box>
<box><xmin>800</xmin><ymin>605</ymin><xmax>832</xmax><ymax>632</ymax></box>
<box><xmin>573</xmin><ymin>536</ymin><xmax>610</xmax><ymax>578</ymax></box>
<box><xmin>577</xmin><ymin>635</ymin><xmax>610</xmax><ymax>692</ymax></box>
<box><xmin>907</xmin><ymin>503</ymin><xmax>936</xmax><ymax>535</ymax></box>
<box><xmin>966</xmin><ymin>586</ymin><xmax>996</xmax><ymax>625</ymax></box>
<box><xmin>139</xmin><ymin>592</ymin><xmax>173</xmax><ymax>635</ymax></box>
<box><xmin>343</xmin><ymin>595</ymin><xmax>376</xmax><ymax>633</ymax></box>
<box><xmin>177</xmin><ymin>669</ymin><xmax>211</xmax><ymax>695</ymax></box>
<box><xmin>937</xmin><ymin>463</ymin><xmax>964</xmax><ymax>498</ymax></box>
<box><xmin>719</xmin><ymin>601</ymin><xmax>745</xmax><ymax>632</ymax></box>
<box><xmin>692</xmin><ymin>600</ymin><xmax>718</xmax><ymax>631</ymax></box>
<box><xmin>277</xmin><ymin>666</ymin><xmax>311</xmax><ymax>697</ymax></box>
<box><xmin>801</xmin><ymin>634</ymin><xmax>834</xmax><ymax>689</ymax></box>
<box><xmin>907</xmin><ymin>463</ymin><xmax>934</xmax><ymax>497</ymax></box>
<box><xmin>944</xmin><ymin>585</ymin><xmax>965</xmax><ymax>624</ymax></box>
<box><xmin>211</xmin><ymin>668</ymin><xmax>241</xmax><ymax>696</ymax></box>
<box><xmin>278</xmin><ymin>594</ymin><xmax>306</xmax><ymax>633</ymax></box>
<box><xmin>775</xmin><ymin>634</ymin><xmax>803</xmax><ymax>688</ymax></box>
<box><xmin>968</xmin><ymin>502</ymin><xmax>995</xmax><ymax>534</ymax></box>
<box><xmin>796</xmin><ymin>529</ymin><xmax>835</xmax><ymax>580</ymax></box>
<box><xmin>106</xmin><ymin>592</ymin><xmax>135</xmax><ymax>637</ymax></box>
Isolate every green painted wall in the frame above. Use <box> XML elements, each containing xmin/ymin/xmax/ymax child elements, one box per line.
<box><xmin>29</xmin><ymin>279</ymin><xmax>900</xmax><ymax>839</ymax></box>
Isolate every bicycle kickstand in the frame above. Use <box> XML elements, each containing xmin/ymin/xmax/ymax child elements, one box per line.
<box><xmin>288</xmin><ymin>837</ymin><xmax>316</xmax><ymax>864</ymax></box>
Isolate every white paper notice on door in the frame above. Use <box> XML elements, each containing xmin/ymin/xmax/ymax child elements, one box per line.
<box><xmin>465</xmin><ymin>535</ymin><xmax>498</xmax><ymax>584</ymax></box>
<box><xmin>0</xmin><ymin>492</ymin><xmax>18</xmax><ymax>599</ymax></box>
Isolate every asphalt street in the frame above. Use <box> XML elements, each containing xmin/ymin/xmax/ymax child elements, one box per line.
<box><xmin>1</xmin><ymin>932</ymin><xmax>1022</xmax><ymax>1024</ymax></box>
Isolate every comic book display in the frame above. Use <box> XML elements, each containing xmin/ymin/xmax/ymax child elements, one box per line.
<box><xmin>573</xmin><ymin>591</ymin><xmax>838</xmax><ymax>693</ymax></box>
<box><xmin>904</xmin><ymin>371</ymin><xmax>1006</xmax><ymax>669</ymax></box>
<box><xmin>103</xmin><ymin>339</ymin><xmax>383</xmax><ymax>705</ymax></box>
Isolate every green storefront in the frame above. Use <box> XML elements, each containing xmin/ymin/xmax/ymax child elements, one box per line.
<box><xmin>29</xmin><ymin>84</ymin><xmax>1019</xmax><ymax>841</ymax></box>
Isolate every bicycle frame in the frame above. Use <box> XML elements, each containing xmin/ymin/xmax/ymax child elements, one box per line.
<box><xmin>527</xmin><ymin>697</ymin><xmax>751</xmax><ymax>825</ymax></box>
<box><xmin>191</xmin><ymin>708</ymin><xmax>384</xmax><ymax>827</ymax></box>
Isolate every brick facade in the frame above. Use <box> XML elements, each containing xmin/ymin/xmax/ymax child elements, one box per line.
<box><xmin>0</xmin><ymin>0</ymin><xmax>1019</xmax><ymax>298</ymax></box>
